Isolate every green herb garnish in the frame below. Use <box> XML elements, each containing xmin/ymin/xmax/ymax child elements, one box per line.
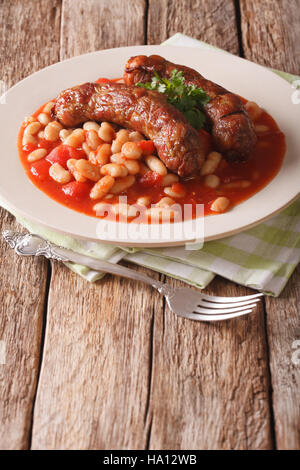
<box><xmin>137</xmin><ymin>69</ymin><xmax>210</xmax><ymax>130</ymax></box>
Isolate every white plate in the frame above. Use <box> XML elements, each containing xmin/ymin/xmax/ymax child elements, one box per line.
<box><xmin>0</xmin><ymin>45</ymin><xmax>299</xmax><ymax>247</ymax></box>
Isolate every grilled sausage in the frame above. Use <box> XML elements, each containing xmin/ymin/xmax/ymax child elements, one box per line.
<box><xmin>52</xmin><ymin>82</ymin><xmax>205</xmax><ymax>177</ymax></box>
<box><xmin>124</xmin><ymin>55</ymin><xmax>257</xmax><ymax>162</ymax></box>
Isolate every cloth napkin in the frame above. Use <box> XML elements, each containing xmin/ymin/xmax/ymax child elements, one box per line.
<box><xmin>1</xmin><ymin>34</ymin><xmax>300</xmax><ymax>296</ymax></box>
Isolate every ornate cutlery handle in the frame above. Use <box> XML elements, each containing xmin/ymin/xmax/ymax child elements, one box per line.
<box><xmin>2</xmin><ymin>230</ymin><xmax>172</xmax><ymax>295</ymax></box>
<box><xmin>2</xmin><ymin>230</ymin><xmax>68</xmax><ymax>261</ymax></box>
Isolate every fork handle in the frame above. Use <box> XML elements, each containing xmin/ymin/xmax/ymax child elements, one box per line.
<box><xmin>54</xmin><ymin>245</ymin><xmax>168</xmax><ymax>291</ymax></box>
<box><xmin>2</xmin><ymin>230</ymin><xmax>169</xmax><ymax>293</ymax></box>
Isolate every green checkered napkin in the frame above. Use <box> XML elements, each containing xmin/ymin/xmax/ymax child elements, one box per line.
<box><xmin>1</xmin><ymin>34</ymin><xmax>300</xmax><ymax>296</ymax></box>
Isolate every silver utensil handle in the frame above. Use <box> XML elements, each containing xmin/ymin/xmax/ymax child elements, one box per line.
<box><xmin>54</xmin><ymin>244</ymin><xmax>168</xmax><ymax>290</ymax></box>
<box><xmin>2</xmin><ymin>230</ymin><xmax>170</xmax><ymax>293</ymax></box>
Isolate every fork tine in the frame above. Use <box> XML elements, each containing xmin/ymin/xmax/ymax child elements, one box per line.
<box><xmin>198</xmin><ymin>298</ymin><xmax>261</xmax><ymax>309</ymax></box>
<box><xmin>193</xmin><ymin>303</ymin><xmax>258</xmax><ymax>315</ymax></box>
<box><xmin>178</xmin><ymin>309</ymin><xmax>253</xmax><ymax>322</ymax></box>
<box><xmin>200</xmin><ymin>292</ymin><xmax>263</xmax><ymax>303</ymax></box>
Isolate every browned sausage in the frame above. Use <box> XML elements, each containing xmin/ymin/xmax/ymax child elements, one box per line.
<box><xmin>124</xmin><ymin>55</ymin><xmax>257</xmax><ymax>162</ymax></box>
<box><xmin>52</xmin><ymin>82</ymin><xmax>205</xmax><ymax>176</ymax></box>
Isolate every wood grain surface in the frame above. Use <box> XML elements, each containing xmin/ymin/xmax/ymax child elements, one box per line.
<box><xmin>148</xmin><ymin>0</ymin><xmax>240</xmax><ymax>55</ymax></box>
<box><xmin>240</xmin><ymin>0</ymin><xmax>300</xmax><ymax>74</ymax></box>
<box><xmin>0</xmin><ymin>0</ymin><xmax>61</xmax><ymax>450</ymax></box>
<box><xmin>0</xmin><ymin>0</ymin><xmax>299</xmax><ymax>450</ymax></box>
<box><xmin>241</xmin><ymin>0</ymin><xmax>300</xmax><ymax>450</ymax></box>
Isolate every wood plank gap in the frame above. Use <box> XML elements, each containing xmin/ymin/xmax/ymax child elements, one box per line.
<box><xmin>59</xmin><ymin>0</ymin><xmax>66</xmax><ymax>60</ymax></box>
<box><xmin>144</xmin><ymin>307</ymin><xmax>155</xmax><ymax>424</ymax></box>
<box><xmin>144</xmin><ymin>0</ymin><xmax>149</xmax><ymax>45</ymax></box>
<box><xmin>234</xmin><ymin>0</ymin><xmax>245</xmax><ymax>57</ymax></box>
<box><xmin>28</xmin><ymin>262</ymin><xmax>52</xmax><ymax>449</ymax></box>
<box><xmin>145</xmin><ymin>415</ymin><xmax>153</xmax><ymax>450</ymax></box>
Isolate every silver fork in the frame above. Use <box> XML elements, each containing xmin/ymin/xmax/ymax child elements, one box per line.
<box><xmin>2</xmin><ymin>230</ymin><xmax>263</xmax><ymax>322</ymax></box>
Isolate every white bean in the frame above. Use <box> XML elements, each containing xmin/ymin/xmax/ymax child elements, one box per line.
<box><xmin>111</xmin><ymin>129</ymin><xmax>130</xmax><ymax>153</ymax></box>
<box><xmin>110</xmin><ymin>175</ymin><xmax>135</xmax><ymax>194</ymax></box>
<box><xmin>67</xmin><ymin>159</ymin><xmax>87</xmax><ymax>182</ymax></box>
<box><xmin>98</xmin><ymin>122</ymin><xmax>115</xmax><ymax>143</ymax></box>
<box><xmin>83</xmin><ymin>121</ymin><xmax>100</xmax><ymax>132</ymax></box>
<box><xmin>64</xmin><ymin>129</ymin><xmax>85</xmax><ymax>148</ymax></box>
<box><xmin>122</xmin><ymin>159</ymin><xmax>140</xmax><ymax>175</ymax></box>
<box><xmin>204</xmin><ymin>174</ymin><xmax>220</xmax><ymax>189</ymax></box>
<box><xmin>136</xmin><ymin>196</ymin><xmax>151</xmax><ymax>207</ymax></box>
<box><xmin>129</xmin><ymin>131</ymin><xmax>144</xmax><ymax>142</ymax></box>
<box><xmin>27</xmin><ymin>148</ymin><xmax>47</xmax><ymax>162</ymax></box>
<box><xmin>95</xmin><ymin>144</ymin><xmax>112</xmax><ymax>166</ymax></box>
<box><xmin>59</xmin><ymin>129</ymin><xmax>73</xmax><ymax>142</ymax></box>
<box><xmin>211</xmin><ymin>197</ymin><xmax>230</xmax><ymax>212</ymax></box>
<box><xmin>164</xmin><ymin>185</ymin><xmax>186</xmax><ymax>199</ymax></box>
<box><xmin>22</xmin><ymin>133</ymin><xmax>37</xmax><ymax>145</ymax></box>
<box><xmin>122</xmin><ymin>141</ymin><xmax>143</xmax><ymax>160</ymax></box>
<box><xmin>49</xmin><ymin>163</ymin><xmax>72</xmax><ymax>183</ymax></box>
<box><xmin>161</xmin><ymin>173</ymin><xmax>179</xmax><ymax>187</ymax></box>
<box><xmin>110</xmin><ymin>152</ymin><xmax>125</xmax><ymax>164</ymax></box>
<box><xmin>24</xmin><ymin>116</ymin><xmax>37</xmax><ymax>124</ymax></box>
<box><xmin>44</xmin><ymin>121</ymin><xmax>63</xmax><ymax>141</ymax></box>
<box><xmin>86</xmin><ymin>129</ymin><xmax>102</xmax><ymax>150</ymax></box>
<box><xmin>100</xmin><ymin>163</ymin><xmax>128</xmax><ymax>178</ymax></box>
<box><xmin>82</xmin><ymin>142</ymin><xmax>92</xmax><ymax>158</ymax></box>
<box><xmin>38</xmin><ymin>113</ymin><xmax>51</xmax><ymax>126</ymax></box>
<box><xmin>88</xmin><ymin>151</ymin><xmax>98</xmax><ymax>165</ymax></box>
<box><xmin>75</xmin><ymin>159</ymin><xmax>101</xmax><ymax>181</ymax></box>
<box><xmin>90</xmin><ymin>175</ymin><xmax>115</xmax><ymax>200</ymax></box>
<box><xmin>200</xmin><ymin>151</ymin><xmax>222</xmax><ymax>176</ymax></box>
<box><xmin>24</xmin><ymin>121</ymin><xmax>41</xmax><ymax>136</ymax></box>
<box><xmin>144</xmin><ymin>155</ymin><xmax>167</xmax><ymax>176</ymax></box>
<box><xmin>64</xmin><ymin>128</ymin><xmax>85</xmax><ymax>147</ymax></box>
<box><xmin>245</xmin><ymin>101</ymin><xmax>263</xmax><ymax>122</ymax></box>
<box><xmin>111</xmin><ymin>139</ymin><xmax>123</xmax><ymax>154</ymax></box>
<box><xmin>43</xmin><ymin>101</ymin><xmax>55</xmax><ymax>114</ymax></box>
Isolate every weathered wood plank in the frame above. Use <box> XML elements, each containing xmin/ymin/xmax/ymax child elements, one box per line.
<box><xmin>31</xmin><ymin>0</ymin><xmax>158</xmax><ymax>450</ymax></box>
<box><xmin>31</xmin><ymin>262</ymin><xmax>162</xmax><ymax>449</ymax></box>
<box><xmin>146</xmin><ymin>274</ymin><xmax>273</xmax><ymax>449</ymax></box>
<box><xmin>146</xmin><ymin>0</ymin><xmax>273</xmax><ymax>450</ymax></box>
<box><xmin>240</xmin><ymin>0</ymin><xmax>300</xmax><ymax>74</ymax></box>
<box><xmin>241</xmin><ymin>0</ymin><xmax>300</xmax><ymax>449</ymax></box>
<box><xmin>0</xmin><ymin>0</ymin><xmax>61</xmax><ymax>450</ymax></box>
<box><xmin>148</xmin><ymin>0</ymin><xmax>239</xmax><ymax>54</ymax></box>
<box><xmin>60</xmin><ymin>0</ymin><xmax>147</xmax><ymax>60</ymax></box>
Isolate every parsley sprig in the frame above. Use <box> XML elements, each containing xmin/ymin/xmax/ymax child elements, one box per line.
<box><xmin>137</xmin><ymin>69</ymin><xmax>210</xmax><ymax>130</ymax></box>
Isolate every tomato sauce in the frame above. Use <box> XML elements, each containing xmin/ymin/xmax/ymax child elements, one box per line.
<box><xmin>18</xmin><ymin>90</ymin><xmax>286</xmax><ymax>222</ymax></box>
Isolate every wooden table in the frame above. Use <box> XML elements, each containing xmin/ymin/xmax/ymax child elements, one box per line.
<box><xmin>0</xmin><ymin>0</ymin><xmax>299</xmax><ymax>451</ymax></box>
